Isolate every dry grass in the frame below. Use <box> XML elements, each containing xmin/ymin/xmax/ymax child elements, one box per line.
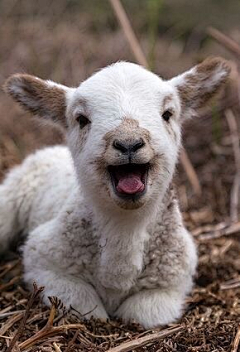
<box><xmin>1</xmin><ymin>1</ymin><xmax>240</xmax><ymax>351</ymax></box>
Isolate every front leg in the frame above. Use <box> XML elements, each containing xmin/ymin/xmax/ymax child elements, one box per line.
<box><xmin>115</xmin><ymin>288</ymin><xmax>185</xmax><ymax>329</ymax></box>
<box><xmin>115</xmin><ymin>227</ymin><xmax>197</xmax><ymax>329</ymax></box>
<box><xmin>24</xmin><ymin>268</ymin><xmax>108</xmax><ymax>319</ymax></box>
<box><xmin>22</xmin><ymin>218</ymin><xmax>108</xmax><ymax>320</ymax></box>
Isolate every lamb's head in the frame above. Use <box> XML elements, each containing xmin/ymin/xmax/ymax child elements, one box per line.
<box><xmin>4</xmin><ymin>58</ymin><xmax>230</xmax><ymax>210</ymax></box>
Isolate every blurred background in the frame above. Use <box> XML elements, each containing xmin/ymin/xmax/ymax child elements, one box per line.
<box><xmin>0</xmin><ymin>0</ymin><xmax>240</xmax><ymax>221</ymax></box>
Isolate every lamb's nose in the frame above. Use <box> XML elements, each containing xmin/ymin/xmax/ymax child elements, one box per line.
<box><xmin>113</xmin><ymin>138</ymin><xmax>145</xmax><ymax>154</ymax></box>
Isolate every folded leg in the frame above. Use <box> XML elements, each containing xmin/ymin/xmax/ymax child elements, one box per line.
<box><xmin>23</xmin><ymin>220</ymin><xmax>108</xmax><ymax>320</ymax></box>
<box><xmin>115</xmin><ymin>288</ymin><xmax>185</xmax><ymax>329</ymax></box>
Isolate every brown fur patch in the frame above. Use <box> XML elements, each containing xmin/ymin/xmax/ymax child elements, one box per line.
<box><xmin>4</xmin><ymin>74</ymin><xmax>67</xmax><ymax>127</ymax></box>
<box><xmin>164</xmin><ymin>121</ymin><xmax>177</xmax><ymax>141</ymax></box>
<box><xmin>104</xmin><ymin>117</ymin><xmax>150</xmax><ymax>146</ymax></box>
<box><xmin>177</xmin><ymin>57</ymin><xmax>231</xmax><ymax>110</ymax></box>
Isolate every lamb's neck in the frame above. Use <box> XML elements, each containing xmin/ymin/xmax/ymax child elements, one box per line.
<box><xmin>91</xmin><ymin>198</ymin><xmax>164</xmax><ymax>292</ymax></box>
<box><xmin>94</xmin><ymin>198</ymin><xmax>161</xmax><ymax>238</ymax></box>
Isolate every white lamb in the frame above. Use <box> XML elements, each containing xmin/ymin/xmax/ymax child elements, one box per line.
<box><xmin>0</xmin><ymin>58</ymin><xmax>229</xmax><ymax>328</ymax></box>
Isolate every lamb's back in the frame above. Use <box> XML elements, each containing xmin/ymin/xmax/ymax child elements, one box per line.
<box><xmin>14</xmin><ymin>145</ymin><xmax>78</xmax><ymax>232</ymax></box>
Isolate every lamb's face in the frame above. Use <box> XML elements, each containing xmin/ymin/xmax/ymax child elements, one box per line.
<box><xmin>66</xmin><ymin>63</ymin><xmax>181</xmax><ymax>209</ymax></box>
<box><xmin>4</xmin><ymin>58</ymin><xmax>230</xmax><ymax>210</ymax></box>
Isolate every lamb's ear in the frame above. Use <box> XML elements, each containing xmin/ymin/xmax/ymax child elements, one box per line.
<box><xmin>4</xmin><ymin>74</ymin><xmax>72</xmax><ymax>127</ymax></box>
<box><xmin>169</xmin><ymin>57</ymin><xmax>231</xmax><ymax>119</ymax></box>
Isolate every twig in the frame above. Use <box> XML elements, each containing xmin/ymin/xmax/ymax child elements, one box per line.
<box><xmin>70</xmin><ymin>303</ymin><xmax>98</xmax><ymax>318</ymax></box>
<box><xmin>18</xmin><ymin>298</ymin><xmax>87</xmax><ymax>351</ymax></box>
<box><xmin>231</xmin><ymin>324</ymin><xmax>240</xmax><ymax>352</ymax></box>
<box><xmin>192</xmin><ymin>222</ymin><xmax>227</xmax><ymax>236</ymax></box>
<box><xmin>195</xmin><ymin>221</ymin><xmax>240</xmax><ymax>241</ymax></box>
<box><xmin>225</xmin><ymin>109</ymin><xmax>240</xmax><ymax>222</ymax></box>
<box><xmin>0</xmin><ymin>260</ymin><xmax>20</xmax><ymax>279</ymax></box>
<box><xmin>65</xmin><ymin>330</ymin><xmax>79</xmax><ymax>352</ymax></box>
<box><xmin>85</xmin><ymin>331</ymin><xmax>119</xmax><ymax>340</ymax></box>
<box><xmin>207</xmin><ymin>27</ymin><xmax>240</xmax><ymax>59</ymax></box>
<box><xmin>0</xmin><ymin>335</ymin><xmax>13</xmax><ymax>340</ymax></box>
<box><xmin>0</xmin><ymin>310</ymin><xmax>25</xmax><ymax>319</ymax></box>
<box><xmin>77</xmin><ymin>332</ymin><xmax>96</xmax><ymax>348</ymax></box>
<box><xmin>109</xmin><ymin>0</ymin><xmax>148</xmax><ymax>67</ymax></box>
<box><xmin>220</xmin><ymin>277</ymin><xmax>240</xmax><ymax>291</ymax></box>
<box><xmin>105</xmin><ymin>325</ymin><xmax>183</xmax><ymax>352</ymax></box>
<box><xmin>0</xmin><ymin>313</ymin><xmax>24</xmax><ymax>336</ymax></box>
<box><xmin>6</xmin><ymin>282</ymin><xmax>44</xmax><ymax>352</ymax></box>
<box><xmin>180</xmin><ymin>148</ymin><xmax>201</xmax><ymax>196</ymax></box>
<box><xmin>109</xmin><ymin>0</ymin><xmax>201</xmax><ymax>195</ymax></box>
<box><xmin>0</xmin><ymin>276</ymin><xmax>21</xmax><ymax>292</ymax></box>
<box><xmin>53</xmin><ymin>342</ymin><xmax>62</xmax><ymax>352</ymax></box>
<box><xmin>19</xmin><ymin>323</ymin><xmax>88</xmax><ymax>350</ymax></box>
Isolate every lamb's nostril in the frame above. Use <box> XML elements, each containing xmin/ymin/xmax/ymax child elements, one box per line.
<box><xmin>113</xmin><ymin>140</ymin><xmax>128</xmax><ymax>153</ymax></box>
<box><xmin>131</xmin><ymin>138</ymin><xmax>145</xmax><ymax>153</ymax></box>
<box><xmin>113</xmin><ymin>138</ymin><xmax>145</xmax><ymax>154</ymax></box>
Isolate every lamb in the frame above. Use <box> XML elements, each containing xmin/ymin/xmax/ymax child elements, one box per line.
<box><xmin>0</xmin><ymin>58</ymin><xmax>230</xmax><ymax>328</ymax></box>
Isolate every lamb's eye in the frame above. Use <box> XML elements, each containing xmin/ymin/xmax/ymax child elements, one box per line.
<box><xmin>76</xmin><ymin>114</ymin><xmax>90</xmax><ymax>129</ymax></box>
<box><xmin>162</xmin><ymin>110</ymin><xmax>172</xmax><ymax>122</ymax></box>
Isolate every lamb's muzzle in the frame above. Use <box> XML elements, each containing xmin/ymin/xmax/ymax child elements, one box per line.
<box><xmin>108</xmin><ymin>135</ymin><xmax>150</xmax><ymax>198</ymax></box>
<box><xmin>0</xmin><ymin>58</ymin><xmax>230</xmax><ymax>328</ymax></box>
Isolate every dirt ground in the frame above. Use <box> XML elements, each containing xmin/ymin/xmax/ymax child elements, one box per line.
<box><xmin>1</xmin><ymin>1</ymin><xmax>240</xmax><ymax>351</ymax></box>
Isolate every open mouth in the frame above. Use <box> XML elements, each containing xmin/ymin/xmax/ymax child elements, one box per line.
<box><xmin>108</xmin><ymin>163</ymin><xmax>149</xmax><ymax>199</ymax></box>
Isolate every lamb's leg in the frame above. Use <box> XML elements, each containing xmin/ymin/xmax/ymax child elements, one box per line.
<box><xmin>24</xmin><ymin>268</ymin><xmax>108</xmax><ymax>319</ymax></box>
<box><xmin>22</xmin><ymin>220</ymin><xmax>108</xmax><ymax>320</ymax></box>
<box><xmin>115</xmin><ymin>288</ymin><xmax>186</xmax><ymax>329</ymax></box>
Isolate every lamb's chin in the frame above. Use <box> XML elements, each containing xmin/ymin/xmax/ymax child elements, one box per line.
<box><xmin>109</xmin><ymin>189</ymin><xmax>148</xmax><ymax>210</ymax></box>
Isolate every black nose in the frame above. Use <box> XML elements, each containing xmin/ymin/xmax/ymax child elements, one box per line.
<box><xmin>113</xmin><ymin>138</ymin><xmax>145</xmax><ymax>154</ymax></box>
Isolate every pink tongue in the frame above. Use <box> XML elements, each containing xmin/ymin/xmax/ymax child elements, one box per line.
<box><xmin>116</xmin><ymin>174</ymin><xmax>145</xmax><ymax>194</ymax></box>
